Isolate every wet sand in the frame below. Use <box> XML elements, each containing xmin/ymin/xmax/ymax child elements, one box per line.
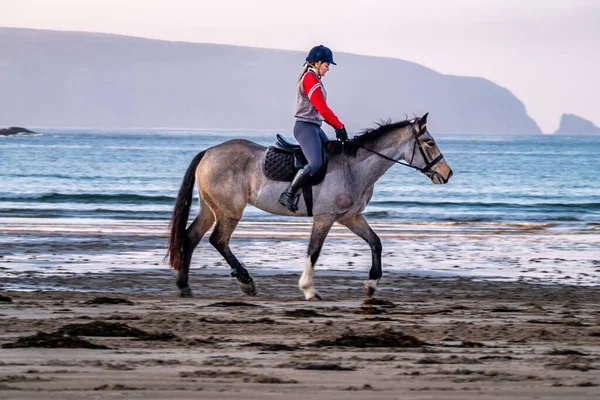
<box><xmin>1</xmin><ymin>273</ymin><xmax>600</xmax><ymax>399</ymax></box>
<box><xmin>2</xmin><ymin>218</ymin><xmax>600</xmax><ymax>288</ymax></box>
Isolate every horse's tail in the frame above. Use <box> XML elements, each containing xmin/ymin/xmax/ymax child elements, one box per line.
<box><xmin>167</xmin><ymin>150</ymin><xmax>206</xmax><ymax>271</ymax></box>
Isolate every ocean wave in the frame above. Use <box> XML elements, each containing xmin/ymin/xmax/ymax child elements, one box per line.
<box><xmin>444</xmin><ymin>217</ymin><xmax>494</xmax><ymax>223</ymax></box>
<box><xmin>395</xmin><ymin>220</ymin><xmax>555</xmax><ymax>227</ymax></box>
<box><xmin>369</xmin><ymin>200</ymin><xmax>600</xmax><ymax>211</ymax></box>
<box><xmin>0</xmin><ymin>208</ymin><xmax>169</xmax><ymax>219</ymax></box>
<box><xmin>0</xmin><ymin>144</ymin><xmax>90</xmax><ymax>148</ymax></box>
<box><xmin>2</xmin><ymin>173</ymin><xmax>160</xmax><ymax>180</ymax></box>
<box><xmin>4</xmin><ymin>173</ymin><xmax>81</xmax><ymax>179</ymax></box>
<box><xmin>0</xmin><ymin>193</ymin><xmax>175</xmax><ymax>204</ymax></box>
<box><xmin>553</xmin><ymin>216</ymin><xmax>583</xmax><ymax>222</ymax></box>
<box><xmin>0</xmin><ymin>133</ymin><xmax>44</xmax><ymax>138</ymax></box>
<box><xmin>363</xmin><ymin>210</ymin><xmax>390</xmax><ymax>218</ymax></box>
<box><xmin>0</xmin><ymin>194</ymin><xmax>597</xmax><ymax>225</ymax></box>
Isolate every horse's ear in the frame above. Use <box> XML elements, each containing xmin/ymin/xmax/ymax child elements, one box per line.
<box><xmin>420</xmin><ymin>112</ymin><xmax>429</xmax><ymax>129</ymax></box>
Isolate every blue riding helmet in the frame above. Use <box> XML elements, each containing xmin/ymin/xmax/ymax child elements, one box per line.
<box><xmin>305</xmin><ymin>45</ymin><xmax>337</xmax><ymax>65</ymax></box>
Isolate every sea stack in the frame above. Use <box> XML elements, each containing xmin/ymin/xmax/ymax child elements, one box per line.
<box><xmin>0</xmin><ymin>126</ymin><xmax>37</xmax><ymax>136</ymax></box>
<box><xmin>553</xmin><ymin>114</ymin><xmax>600</xmax><ymax>135</ymax></box>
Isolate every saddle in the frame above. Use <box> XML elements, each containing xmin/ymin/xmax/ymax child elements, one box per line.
<box><xmin>262</xmin><ymin>134</ymin><xmax>329</xmax><ymax>216</ymax></box>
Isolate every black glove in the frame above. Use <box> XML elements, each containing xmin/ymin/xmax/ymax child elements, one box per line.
<box><xmin>335</xmin><ymin>126</ymin><xmax>349</xmax><ymax>142</ymax></box>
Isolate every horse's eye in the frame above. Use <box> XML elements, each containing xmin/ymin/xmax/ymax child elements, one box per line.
<box><xmin>424</xmin><ymin>140</ymin><xmax>435</xmax><ymax>147</ymax></box>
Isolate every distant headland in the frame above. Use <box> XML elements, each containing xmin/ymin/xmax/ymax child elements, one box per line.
<box><xmin>0</xmin><ymin>27</ymin><xmax>542</xmax><ymax>134</ymax></box>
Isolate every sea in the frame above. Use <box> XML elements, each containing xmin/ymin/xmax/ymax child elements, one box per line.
<box><xmin>1</xmin><ymin>129</ymin><xmax>599</xmax><ymax>289</ymax></box>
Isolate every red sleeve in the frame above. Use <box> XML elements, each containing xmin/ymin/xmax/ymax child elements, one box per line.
<box><xmin>302</xmin><ymin>72</ymin><xmax>344</xmax><ymax>129</ymax></box>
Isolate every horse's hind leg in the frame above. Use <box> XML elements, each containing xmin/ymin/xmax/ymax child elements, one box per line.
<box><xmin>339</xmin><ymin>213</ymin><xmax>382</xmax><ymax>297</ymax></box>
<box><xmin>209</xmin><ymin>216</ymin><xmax>257</xmax><ymax>296</ymax></box>
<box><xmin>176</xmin><ymin>198</ymin><xmax>215</xmax><ymax>297</ymax></box>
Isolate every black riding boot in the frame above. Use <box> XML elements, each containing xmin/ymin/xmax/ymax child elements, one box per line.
<box><xmin>279</xmin><ymin>165</ymin><xmax>312</xmax><ymax>212</ymax></box>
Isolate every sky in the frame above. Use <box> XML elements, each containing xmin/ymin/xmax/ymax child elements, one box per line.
<box><xmin>1</xmin><ymin>0</ymin><xmax>598</xmax><ymax>133</ymax></box>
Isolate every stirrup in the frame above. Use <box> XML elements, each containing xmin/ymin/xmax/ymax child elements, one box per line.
<box><xmin>279</xmin><ymin>192</ymin><xmax>300</xmax><ymax>212</ymax></box>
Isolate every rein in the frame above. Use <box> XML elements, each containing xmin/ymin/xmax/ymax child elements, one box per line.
<box><xmin>352</xmin><ymin>124</ymin><xmax>444</xmax><ymax>174</ymax></box>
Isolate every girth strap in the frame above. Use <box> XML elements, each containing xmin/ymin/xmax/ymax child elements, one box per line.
<box><xmin>302</xmin><ymin>186</ymin><xmax>313</xmax><ymax>216</ymax></box>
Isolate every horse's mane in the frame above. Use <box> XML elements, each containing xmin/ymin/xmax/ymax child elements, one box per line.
<box><xmin>325</xmin><ymin>119</ymin><xmax>414</xmax><ymax>156</ymax></box>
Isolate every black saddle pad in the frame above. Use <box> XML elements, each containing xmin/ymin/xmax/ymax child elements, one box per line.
<box><xmin>263</xmin><ymin>147</ymin><xmax>298</xmax><ymax>181</ymax></box>
<box><xmin>262</xmin><ymin>147</ymin><xmax>327</xmax><ymax>185</ymax></box>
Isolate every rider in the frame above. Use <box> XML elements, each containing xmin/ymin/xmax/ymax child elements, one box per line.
<box><xmin>279</xmin><ymin>45</ymin><xmax>349</xmax><ymax>212</ymax></box>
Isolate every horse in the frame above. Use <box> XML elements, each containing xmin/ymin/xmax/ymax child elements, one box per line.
<box><xmin>167</xmin><ymin>113</ymin><xmax>453</xmax><ymax>300</ymax></box>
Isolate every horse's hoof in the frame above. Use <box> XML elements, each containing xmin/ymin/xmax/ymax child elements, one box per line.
<box><xmin>308</xmin><ymin>294</ymin><xmax>323</xmax><ymax>301</ymax></box>
<box><xmin>363</xmin><ymin>283</ymin><xmax>376</xmax><ymax>298</ymax></box>
<box><xmin>179</xmin><ymin>287</ymin><xmax>193</xmax><ymax>297</ymax></box>
<box><xmin>240</xmin><ymin>281</ymin><xmax>257</xmax><ymax>296</ymax></box>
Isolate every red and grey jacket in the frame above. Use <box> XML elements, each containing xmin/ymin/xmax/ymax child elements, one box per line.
<box><xmin>294</xmin><ymin>69</ymin><xmax>343</xmax><ymax>129</ymax></box>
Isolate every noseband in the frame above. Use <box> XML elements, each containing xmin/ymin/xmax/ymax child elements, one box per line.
<box><xmin>353</xmin><ymin>122</ymin><xmax>445</xmax><ymax>174</ymax></box>
<box><xmin>408</xmin><ymin>126</ymin><xmax>445</xmax><ymax>174</ymax></box>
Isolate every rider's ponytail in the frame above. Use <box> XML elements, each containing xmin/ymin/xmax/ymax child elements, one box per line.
<box><xmin>298</xmin><ymin>62</ymin><xmax>318</xmax><ymax>82</ymax></box>
<box><xmin>297</xmin><ymin>65</ymin><xmax>309</xmax><ymax>82</ymax></box>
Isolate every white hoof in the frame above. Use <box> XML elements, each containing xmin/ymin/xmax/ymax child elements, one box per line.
<box><xmin>301</xmin><ymin>286</ymin><xmax>322</xmax><ymax>301</ymax></box>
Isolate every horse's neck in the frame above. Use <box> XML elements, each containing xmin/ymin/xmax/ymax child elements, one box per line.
<box><xmin>352</xmin><ymin>128</ymin><xmax>413</xmax><ymax>185</ymax></box>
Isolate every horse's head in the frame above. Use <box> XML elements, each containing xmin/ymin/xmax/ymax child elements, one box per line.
<box><xmin>405</xmin><ymin>113</ymin><xmax>453</xmax><ymax>184</ymax></box>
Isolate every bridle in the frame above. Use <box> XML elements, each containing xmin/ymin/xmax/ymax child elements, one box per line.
<box><xmin>352</xmin><ymin>122</ymin><xmax>445</xmax><ymax>174</ymax></box>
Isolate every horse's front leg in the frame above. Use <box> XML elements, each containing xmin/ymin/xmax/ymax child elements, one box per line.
<box><xmin>339</xmin><ymin>213</ymin><xmax>382</xmax><ymax>297</ymax></box>
<box><xmin>299</xmin><ymin>214</ymin><xmax>336</xmax><ymax>301</ymax></box>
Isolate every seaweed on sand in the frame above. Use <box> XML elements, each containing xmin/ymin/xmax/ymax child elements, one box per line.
<box><xmin>363</xmin><ymin>298</ymin><xmax>396</xmax><ymax>308</ymax></box>
<box><xmin>241</xmin><ymin>342</ymin><xmax>300</xmax><ymax>352</ymax></box>
<box><xmin>313</xmin><ymin>328</ymin><xmax>425</xmax><ymax>348</ymax></box>
<box><xmin>2</xmin><ymin>331</ymin><xmax>109</xmax><ymax>349</ymax></box>
<box><xmin>295</xmin><ymin>363</ymin><xmax>355</xmax><ymax>371</ymax></box>
<box><xmin>85</xmin><ymin>297</ymin><xmax>134</xmax><ymax>305</ymax></box>
<box><xmin>57</xmin><ymin>321</ymin><xmax>177</xmax><ymax>341</ymax></box>
<box><xmin>284</xmin><ymin>309</ymin><xmax>328</xmax><ymax>318</ymax></box>
<box><xmin>205</xmin><ymin>301</ymin><xmax>262</xmax><ymax>308</ymax></box>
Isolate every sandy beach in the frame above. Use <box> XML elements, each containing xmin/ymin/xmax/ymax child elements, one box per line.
<box><xmin>1</xmin><ymin>271</ymin><xmax>600</xmax><ymax>399</ymax></box>
<box><xmin>1</xmin><ymin>217</ymin><xmax>600</xmax><ymax>399</ymax></box>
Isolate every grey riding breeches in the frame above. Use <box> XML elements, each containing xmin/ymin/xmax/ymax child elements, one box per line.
<box><xmin>293</xmin><ymin>121</ymin><xmax>328</xmax><ymax>174</ymax></box>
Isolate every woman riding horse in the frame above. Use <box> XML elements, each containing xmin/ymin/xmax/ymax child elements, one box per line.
<box><xmin>278</xmin><ymin>45</ymin><xmax>350</xmax><ymax>212</ymax></box>
<box><xmin>166</xmin><ymin>46</ymin><xmax>453</xmax><ymax>299</ymax></box>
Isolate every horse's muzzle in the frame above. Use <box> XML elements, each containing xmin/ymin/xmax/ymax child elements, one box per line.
<box><xmin>430</xmin><ymin>168</ymin><xmax>452</xmax><ymax>184</ymax></box>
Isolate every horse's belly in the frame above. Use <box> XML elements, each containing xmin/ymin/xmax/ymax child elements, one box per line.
<box><xmin>249</xmin><ymin>180</ymin><xmax>310</xmax><ymax>217</ymax></box>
